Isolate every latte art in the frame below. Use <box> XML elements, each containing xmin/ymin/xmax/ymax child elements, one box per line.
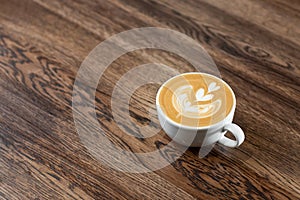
<box><xmin>158</xmin><ymin>73</ymin><xmax>234</xmax><ymax>127</ymax></box>
<box><xmin>172</xmin><ymin>84</ymin><xmax>222</xmax><ymax>119</ymax></box>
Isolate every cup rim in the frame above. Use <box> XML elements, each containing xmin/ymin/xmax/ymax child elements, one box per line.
<box><xmin>156</xmin><ymin>72</ymin><xmax>236</xmax><ymax>130</ymax></box>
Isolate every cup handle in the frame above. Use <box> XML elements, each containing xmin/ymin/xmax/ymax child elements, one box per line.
<box><xmin>218</xmin><ymin>123</ymin><xmax>245</xmax><ymax>148</ymax></box>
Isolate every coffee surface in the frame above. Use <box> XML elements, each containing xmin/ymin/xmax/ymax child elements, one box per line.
<box><xmin>158</xmin><ymin>73</ymin><xmax>234</xmax><ymax>127</ymax></box>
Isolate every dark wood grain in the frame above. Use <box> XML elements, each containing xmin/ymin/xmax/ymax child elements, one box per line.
<box><xmin>0</xmin><ymin>0</ymin><xmax>299</xmax><ymax>199</ymax></box>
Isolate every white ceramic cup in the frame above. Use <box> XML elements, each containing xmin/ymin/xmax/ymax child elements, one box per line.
<box><xmin>156</xmin><ymin>73</ymin><xmax>245</xmax><ymax>148</ymax></box>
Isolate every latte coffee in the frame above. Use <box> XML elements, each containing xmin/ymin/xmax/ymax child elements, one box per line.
<box><xmin>157</xmin><ymin>73</ymin><xmax>234</xmax><ymax>127</ymax></box>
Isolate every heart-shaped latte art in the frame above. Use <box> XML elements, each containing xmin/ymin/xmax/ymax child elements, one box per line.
<box><xmin>195</xmin><ymin>82</ymin><xmax>220</xmax><ymax>102</ymax></box>
<box><xmin>172</xmin><ymin>82</ymin><xmax>221</xmax><ymax>119</ymax></box>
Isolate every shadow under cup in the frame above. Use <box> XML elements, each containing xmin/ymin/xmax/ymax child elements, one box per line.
<box><xmin>156</xmin><ymin>72</ymin><xmax>244</xmax><ymax>149</ymax></box>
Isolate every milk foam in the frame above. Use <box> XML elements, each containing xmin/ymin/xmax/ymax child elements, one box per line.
<box><xmin>172</xmin><ymin>82</ymin><xmax>222</xmax><ymax>119</ymax></box>
<box><xmin>158</xmin><ymin>73</ymin><xmax>234</xmax><ymax>127</ymax></box>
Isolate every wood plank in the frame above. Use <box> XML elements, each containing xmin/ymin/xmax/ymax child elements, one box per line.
<box><xmin>0</xmin><ymin>0</ymin><xmax>299</xmax><ymax>199</ymax></box>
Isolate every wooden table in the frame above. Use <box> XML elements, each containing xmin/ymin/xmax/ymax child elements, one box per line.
<box><xmin>0</xmin><ymin>0</ymin><xmax>299</xmax><ymax>199</ymax></box>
